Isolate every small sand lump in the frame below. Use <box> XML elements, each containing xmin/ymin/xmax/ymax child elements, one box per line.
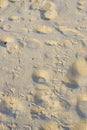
<box><xmin>44</xmin><ymin>10</ymin><xmax>57</xmax><ymax>20</ymax></box>
<box><xmin>45</xmin><ymin>40</ymin><xmax>58</xmax><ymax>46</ymax></box>
<box><xmin>39</xmin><ymin>121</ymin><xmax>59</xmax><ymax>130</ymax></box>
<box><xmin>36</xmin><ymin>25</ymin><xmax>53</xmax><ymax>33</ymax></box>
<box><xmin>32</xmin><ymin>69</ymin><xmax>50</xmax><ymax>84</ymax></box>
<box><xmin>41</xmin><ymin>1</ymin><xmax>56</xmax><ymax>11</ymax></box>
<box><xmin>0</xmin><ymin>0</ymin><xmax>8</xmax><ymax>8</ymax></box>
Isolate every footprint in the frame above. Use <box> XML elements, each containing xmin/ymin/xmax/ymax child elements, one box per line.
<box><xmin>30</xmin><ymin>0</ymin><xmax>47</xmax><ymax>10</ymax></box>
<box><xmin>76</xmin><ymin>20</ymin><xmax>87</xmax><ymax>33</ymax></box>
<box><xmin>66</xmin><ymin>58</ymin><xmax>87</xmax><ymax>86</ymax></box>
<box><xmin>55</xmin><ymin>25</ymin><xmax>87</xmax><ymax>40</ymax></box>
<box><xmin>0</xmin><ymin>34</ymin><xmax>19</xmax><ymax>53</ymax></box>
<box><xmin>34</xmin><ymin>85</ymin><xmax>51</xmax><ymax>106</ymax></box>
<box><xmin>41</xmin><ymin>1</ymin><xmax>56</xmax><ymax>11</ymax></box>
<box><xmin>43</xmin><ymin>9</ymin><xmax>57</xmax><ymax>20</ymax></box>
<box><xmin>32</xmin><ymin>69</ymin><xmax>50</xmax><ymax>84</ymax></box>
<box><xmin>31</xmin><ymin>105</ymin><xmax>48</xmax><ymax>119</ymax></box>
<box><xmin>28</xmin><ymin>38</ymin><xmax>43</xmax><ymax>49</ymax></box>
<box><xmin>0</xmin><ymin>96</ymin><xmax>25</xmax><ymax>118</ymax></box>
<box><xmin>77</xmin><ymin>94</ymin><xmax>87</xmax><ymax>118</ymax></box>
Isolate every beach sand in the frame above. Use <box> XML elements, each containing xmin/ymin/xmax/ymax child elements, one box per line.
<box><xmin>0</xmin><ymin>0</ymin><xmax>87</xmax><ymax>129</ymax></box>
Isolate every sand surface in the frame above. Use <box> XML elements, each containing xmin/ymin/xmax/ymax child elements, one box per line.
<box><xmin>0</xmin><ymin>0</ymin><xmax>87</xmax><ymax>130</ymax></box>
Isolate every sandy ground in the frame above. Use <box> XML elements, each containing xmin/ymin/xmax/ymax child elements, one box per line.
<box><xmin>0</xmin><ymin>0</ymin><xmax>87</xmax><ymax>130</ymax></box>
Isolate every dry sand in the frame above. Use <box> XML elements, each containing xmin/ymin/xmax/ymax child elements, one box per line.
<box><xmin>0</xmin><ymin>0</ymin><xmax>87</xmax><ymax>129</ymax></box>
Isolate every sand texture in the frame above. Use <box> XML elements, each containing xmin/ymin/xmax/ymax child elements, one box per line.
<box><xmin>0</xmin><ymin>0</ymin><xmax>87</xmax><ymax>129</ymax></box>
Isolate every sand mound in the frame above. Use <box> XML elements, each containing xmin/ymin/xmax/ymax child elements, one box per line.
<box><xmin>66</xmin><ymin>58</ymin><xmax>87</xmax><ymax>85</ymax></box>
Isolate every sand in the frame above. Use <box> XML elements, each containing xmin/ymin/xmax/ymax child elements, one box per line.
<box><xmin>0</xmin><ymin>0</ymin><xmax>87</xmax><ymax>129</ymax></box>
